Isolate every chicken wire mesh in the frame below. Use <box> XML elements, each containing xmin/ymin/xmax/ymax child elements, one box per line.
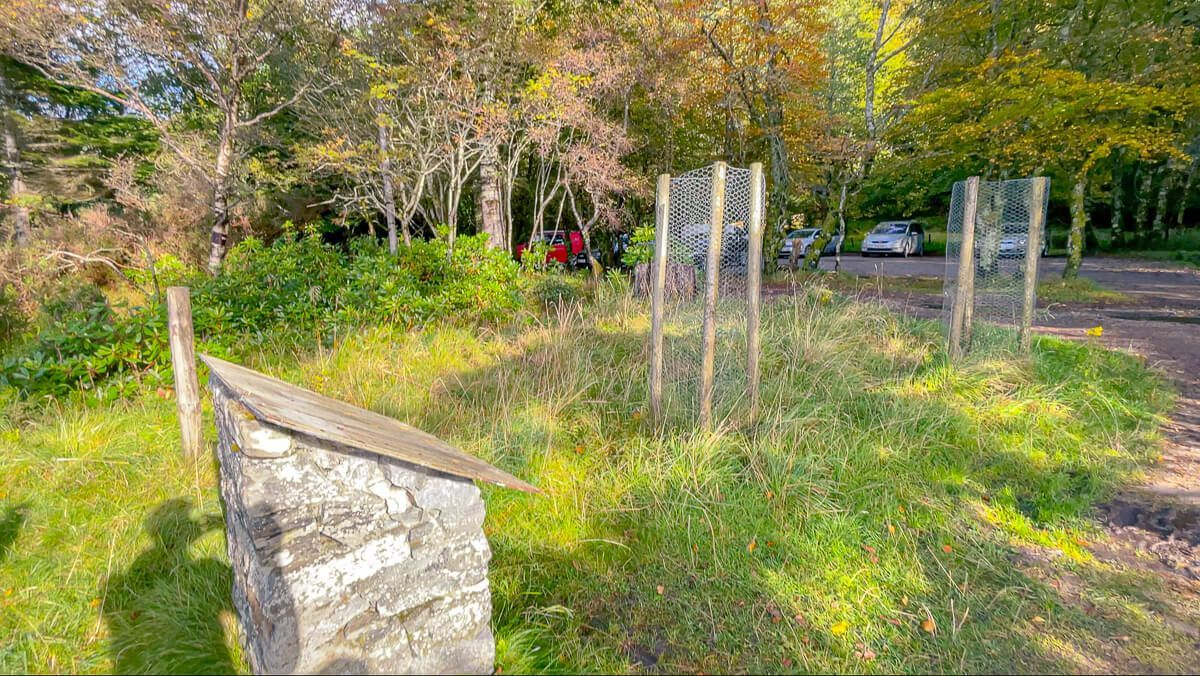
<box><xmin>652</xmin><ymin>163</ymin><xmax>765</xmax><ymax>422</ymax></box>
<box><xmin>943</xmin><ymin>177</ymin><xmax>1050</xmax><ymax>349</ymax></box>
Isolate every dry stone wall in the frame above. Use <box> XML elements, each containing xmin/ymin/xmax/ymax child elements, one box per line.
<box><xmin>210</xmin><ymin>377</ymin><xmax>494</xmax><ymax>675</ymax></box>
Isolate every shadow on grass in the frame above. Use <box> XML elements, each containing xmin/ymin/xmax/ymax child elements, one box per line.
<box><xmin>102</xmin><ymin>498</ymin><xmax>234</xmax><ymax>674</ymax></box>
<box><xmin>0</xmin><ymin>503</ymin><xmax>29</xmax><ymax>564</ymax></box>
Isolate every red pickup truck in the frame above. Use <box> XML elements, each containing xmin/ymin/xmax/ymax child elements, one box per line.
<box><xmin>515</xmin><ymin>230</ymin><xmax>593</xmax><ymax>268</ymax></box>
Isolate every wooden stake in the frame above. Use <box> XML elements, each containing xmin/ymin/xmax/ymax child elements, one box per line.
<box><xmin>949</xmin><ymin>176</ymin><xmax>980</xmax><ymax>359</ymax></box>
<box><xmin>1019</xmin><ymin>177</ymin><xmax>1049</xmax><ymax>352</ymax></box>
<box><xmin>649</xmin><ymin>173</ymin><xmax>671</xmax><ymax>421</ymax></box>
<box><xmin>699</xmin><ymin>161</ymin><xmax>727</xmax><ymax>430</ymax></box>
<box><xmin>745</xmin><ymin>163</ymin><xmax>765</xmax><ymax>422</ymax></box>
<box><xmin>167</xmin><ymin>287</ymin><xmax>203</xmax><ymax>459</ymax></box>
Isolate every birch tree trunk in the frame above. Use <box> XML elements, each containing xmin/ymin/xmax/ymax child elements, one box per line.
<box><xmin>207</xmin><ymin>110</ymin><xmax>237</xmax><ymax>275</ymax></box>
<box><xmin>2</xmin><ymin>105</ymin><xmax>31</xmax><ymax>247</ymax></box>
<box><xmin>479</xmin><ymin>143</ymin><xmax>504</xmax><ymax>250</ymax></box>
<box><xmin>378</xmin><ymin>117</ymin><xmax>398</xmax><ymax>254</ymax></box>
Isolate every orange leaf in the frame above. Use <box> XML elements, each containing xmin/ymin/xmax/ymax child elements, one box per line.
<box><xmin>655</xmin><ymin>585</ymin><xmax>664</xmax><ymax>595</ymax></box>
<box><xmin>942</xmin><ymin>544</ymin><xmax>953</xmax><ymax>553</ymax></box>
<box><xmin>747</xmin><ymin>538</ymin><xmax>758</xmax><ymax>554</ymax></box>
<box><xmin>921</xmin><ymin>617</ymin><xmax>936</xmax><ymax>634</ymax></box>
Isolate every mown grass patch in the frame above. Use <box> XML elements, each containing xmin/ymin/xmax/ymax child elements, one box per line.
<box><xmin>0</xmin><ymin>284</ymin><xmax>1189</xmax><ymax>673</ymax></box>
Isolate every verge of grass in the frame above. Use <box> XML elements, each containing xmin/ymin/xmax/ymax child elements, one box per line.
<box><xmin>0</xmin><ymin>281</ymin><xmax>1188</xmax><ymax>674</ymax></box>
<box><xmin>774</xmin><ymin>270</ymin><xmax>1130</xmax><ymax>305</ymax></box>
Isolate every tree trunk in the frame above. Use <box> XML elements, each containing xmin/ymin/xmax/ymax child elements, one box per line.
<box><xmin>378</xmin><ymin>117</ymin><xmax>398</xmax><ymax>254</ymax></box>
<box><xmin>1180</xmin><ymin>156</ymin><xmax>1197</xmax><ymax>230</ymax></box>
<box><xmin>480</xmin><ymin>143</ymin><xmax>504</xmax><ymax>250</ymax></box>
<box><xmin>206</xmin><ymin>112</ymin><xmax>237</xmax><ymax>275</ymax></box>
<box><xmin>1064</xmin><ymin>174</ymin><xmax>1087</xmax><ymax>280</ymax></box>
<box><xmin>2</xmin><ymin>108</ymin><xmax>31</xmax><ymax>247</ymax></box>
<box><xmin>804</xmin><ymin>181</ymin><xmax>846</xmax><ymax>270</ymax></box>
<box><xmin>1110</xmin><ymin>156</ymin><xmax>1123</xmax><ymax>247</ymax></box>
<box><xmin>1153</xmin><ymin>168</ymin><xmax>1172</xmax><ymax>241</ymax></box>
<box><xmin>1133</xmin><ymin>163</ymin><xmax>1153</xmax><ymax>245</ymax></box>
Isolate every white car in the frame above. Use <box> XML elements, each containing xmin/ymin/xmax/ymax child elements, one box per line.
<box><xmin>861</xmin><ymin>221</ymin><xmax>926</xmax><ymax>257</ymax></box>
<box><xmin>777</xmin><ymin>228</ymin><xmax>843</xmax><ymax>265</ymax></box>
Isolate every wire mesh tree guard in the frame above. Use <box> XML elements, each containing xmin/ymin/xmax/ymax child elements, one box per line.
<box><xmin>647</xmin><ymin>162</ymin><xmax>766</xmax><ymax>428</ymax></box>
<box><xmin>943</xmin><ymin>176</ymin><xmax>1050</xmax><ymax>356</ymax></box>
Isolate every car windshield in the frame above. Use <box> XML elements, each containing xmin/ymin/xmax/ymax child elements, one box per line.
<box><xmin>788</xmin><ymin>229</ymin><xmax>819</xmax><ymax>239</ymax></box>
<box><xmin>872</xmin><ymin>223</ymin><xmax>909</xmax><ymax>235</ymax></box>
<box><xmin>537</xmin><ymin>232</ymin><xmax>565</xmax><ymax>244</ymax></box>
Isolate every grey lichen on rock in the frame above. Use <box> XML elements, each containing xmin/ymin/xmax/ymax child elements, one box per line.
<box><xmin>210</xmin><ymin>375</ymin><xmax>496</xmax><ymax>675</ymax></box>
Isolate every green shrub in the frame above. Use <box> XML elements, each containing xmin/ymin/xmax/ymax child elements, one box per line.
<box><xmin>0</xmin><ymin>294</ymin><xmax>171</xmax><ymax>400</ymax></box>
<box><xmin>338</xmin><ymin>235</ymin><xmax>522</xmax><ymax>327</ymax></box>
<box><xmin>1</xmin><ymin>232</ymin><xmax>525</xmax><ymax>400</ymax></box>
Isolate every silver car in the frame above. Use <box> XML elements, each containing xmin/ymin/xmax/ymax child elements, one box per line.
<box><xmin>997</xmin><ymin>222</ymin><xmax>1049</xmax><ymax>258</ymax></box>
<box><xmin>777</xmin><ymin>228</ymin><xmax>843</xmax><ymax>265</ymax></box>
<box><xmin>861</xmin><ymin>221</ymin><xmax>926</xmax><ymax>257</ymax></box>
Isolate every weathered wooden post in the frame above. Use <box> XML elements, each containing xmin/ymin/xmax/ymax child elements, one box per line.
<box><xmin>1019</xmin><ymin>177</ymin><xmax>1049</xmax><ymax>352</ymax></box>
<box><xmin>166</xmin><ymin>286</ymin><xmax>202</xmax><ymax>459</ymax></box>
<box><xmin>699</xmin><ymin>161</ymin><xmax>727</xmax><ymax>430</ymax></box>
<box><xmin>649</xmin><ymin>173</ymin><xmax>671</xmax><ymax>422</ymax></box>
<box><xmin>745</xmin><ymin>163</ymin><xmax>765</xmax><ymax>421</ymax></box>
<box><xmin>203</xmin><ymin>355</ymin><xmax>538</xmax><ymax>675</ymax></box>
<box><xmin>949</xmin><ymin>176</ymin><xmax>980</xmax><ymax>359</ymax></box>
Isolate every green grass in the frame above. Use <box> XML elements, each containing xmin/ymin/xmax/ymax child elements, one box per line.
<box><xmin>775</xmin><ymin>271</ymin><xmax>1129</xmax><ymax>305</ymax></box>
<box><xmin>1</xmin><ymin>283</ymin><xmax>1191</xmax><ymax>673</ymax></box>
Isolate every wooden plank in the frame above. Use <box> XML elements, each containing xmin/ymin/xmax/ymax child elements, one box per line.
<box><xmin>699</xmin><ymin>161</ymin><xmax>727</xmax><ymax>430</ymax></box>
<box><xmin>745</xmin><ymin>163</ymin><xmax>765</xmax><ymax>421</ymax></box>
<box><xmin>649</xmin><ymin>173</ymin><xmax>671</xmax><ymax>422</ymax></box>
<box><xmin>201</xmin><ymin>355</ymin><xmax>541</xmax><ymax>494</ymax></box>
<box><xmin>167</xmin><ymin>287</ymin><xmax>203</xmax><ymax>459</ymax></box>
<box><xmin>1019</xmin><ymin>176</ymin><xmax>1049</xmax><ymax>352</ymax></box>
<box><xmin>948</xmin><ymin>176</ymin><xmax>980</xmax><ymax>359</ymax></box>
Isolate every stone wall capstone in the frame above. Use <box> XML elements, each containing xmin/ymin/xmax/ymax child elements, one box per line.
<box><xmin>211</xmin><ymin>376</ymin><xmax>495</xmax><ymax>675</ymax></box>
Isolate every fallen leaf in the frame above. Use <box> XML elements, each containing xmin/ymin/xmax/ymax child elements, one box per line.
<box><xmin>855</xmin><ymin>644</ymin><xmax>877</xmax><ymax>661</ymax></box>
<box><xmin>831</xmin><ymin>620</ymin><xmax>850</xmax><ymax>636</ymax></box>
<box><xmin>862</xmin><ymin>545</ymin><xmax>877</xmax><ymax>555</ymax></box>
<box><xmin>655</xmin><ymin>585</ymin><xmax>664</xmax><ymax>595</ymax></box>
<box><xmin>887</xmin><ymin>523</ymin><xmax>896</xmax><ymax>536</ymax></box>
<box><xmin>901</xmin><ymin>596</ymin><xmax>909</xmax><ymax>607</ymax></box>
<box><xmin>921</xmin><ymin>617</ymin><xmax>936</xmax><ymax>634</ymax></box>
<box><xmin>781</xmin><ymin>658</ymin><xmax>793</xmax><ymax>668</ymax></box>
<box><xmin>1032</xmin><ymin>615</ymin><xmax>1046</xmax><ymax>625</ymax></box>
<box><xmin>793</xmin><ymin>613</ymin><xmax>807</xmax><ymax>626</ymax></box>
<box><xmin>747</xmin><ymin>538</ymin><xmax>758</xmax><ymax>554</ymax></box>
<box><xmin>765</xmin><ymin>490</ymin><xmax>775</xmax><ymax>500</ymax></box>
<box><xmin>942</xmin><ymin>544</ymin><xmax>953</xmax><ymax>553</ymax></box>
<box><xmin>574</xmin><ymin>445</ymin><xmax>584</xmax><ymax>454</ymax></box>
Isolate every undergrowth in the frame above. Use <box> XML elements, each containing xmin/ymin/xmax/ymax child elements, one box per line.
<box><xmin>0</xmin><ymin>283</ymin><xmax>1189</xmax><ymax>674</ymax></box>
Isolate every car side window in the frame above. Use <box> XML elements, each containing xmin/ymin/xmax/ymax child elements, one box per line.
<box><xmin>912</xmin><ymin>223</ymin><xmax>924</xmax><ymax>235</ymax></box>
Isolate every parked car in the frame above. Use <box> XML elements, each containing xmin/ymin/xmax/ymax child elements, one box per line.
<box><xmin>777</xmin><ymin>228</ymin><xmax>843</xmax><ymax>265</ymax></box>
<box><xmin>997</xmin><ymin>222</ymin><xmax>1050</xmax><ymax>258</ymax></box>
<box><xmin>515</xmin><ymin>230</ymin><xmax>598</xmax><ymax>268</ymax></box>
<box><xmin>861</xmin><ymin>221</ymin><xmax>926</xmax><ymax>257</ymax></box>
<box><xmin>677</xmin><ymin>223</ymin><xmax>750</xmax><ymax>272</ymax></box>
